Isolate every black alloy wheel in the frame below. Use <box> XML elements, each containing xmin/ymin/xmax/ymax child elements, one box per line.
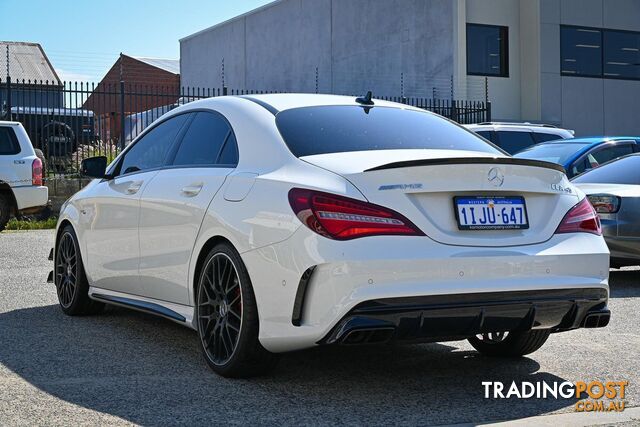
<box><xmin>55</xmin><ymin>231</ymin><xmax>78</xmax><ymax>308</ymax></box>
<box><xmin>196</xmin><ymin>243</ymin><xmax>278</xmax><ymax>378</ymax></box>
<box><xmin>54</xmin><ymin>225</ymin><xmax>104</xmax><ymax>315</ymax></box>
<box><xmin>197</xmin><ymin>252</ymin><xmax>243</xmax><ymax>365</ymax></box>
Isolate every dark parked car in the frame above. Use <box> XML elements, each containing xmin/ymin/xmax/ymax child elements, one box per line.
<box><xmin>573</xmin><ymin>154</ymin><xmax>640</xmax><ymax>267</ymax></box>
<box><xmin>514</xmin><ymin>137</ymin><xmax>640</xmax><ymax>178</ymax></box>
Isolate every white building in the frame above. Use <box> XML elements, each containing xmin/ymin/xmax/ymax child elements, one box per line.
<box><xmin>180</xmin><ymin>0</ymin><xmax>640</xmax><ymax>135</ymax></box>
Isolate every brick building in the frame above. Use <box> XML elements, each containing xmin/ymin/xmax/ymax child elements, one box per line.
<box><xmin>83</xmin><ymin>54</ymin><xmax>179</xmax><ymax>141</ymax></box>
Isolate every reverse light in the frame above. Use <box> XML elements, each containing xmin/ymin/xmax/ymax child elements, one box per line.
<box><xmin>587</xmin><ymin>194</ymin><xmax>620</xmax><ymax>213</ymax></box>
<box><xmin>555</xmin><ymin>198</ymin><xmax>602</xmax><ymax>235</ymax></box>
<box><xmin>288</xmin><ymin>188</ymin><xmax>424</xmax><ymax>240</ymax></box>
<box><xmin>32</xmin><ymin>158</ymin><xmax>43</xmax><ymax>186</ymax></box>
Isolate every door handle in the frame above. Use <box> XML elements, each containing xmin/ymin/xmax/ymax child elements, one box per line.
<box><xmin>181</xmin><ymin>183</ymin><xmax>203</xmax><ymax>197</ymax></box>
<box><xmin>126</xmin><ymin>181</ymin><xmax>143</xmax><ymax>194</ymax></box>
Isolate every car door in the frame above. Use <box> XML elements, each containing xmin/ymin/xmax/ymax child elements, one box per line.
<box><xmin>81</xmin><ymin>113</ymin><xmax>191</xmax><ymax>294</ymax></box>
<box><xmin>137</xmin><ymin>110</ymin><xmax>239</xmax><ymax>304</ymax></box>
<box><xmin>569</xmin><ymin>142</ymin><xmax>637</xmax><ymax>178</ymax></box>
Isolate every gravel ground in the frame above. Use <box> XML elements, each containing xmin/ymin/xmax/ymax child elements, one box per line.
<box><xmin>0</xmin><ymin>230</ymin><xmax>638</xmax><ymax>426</ymax></box>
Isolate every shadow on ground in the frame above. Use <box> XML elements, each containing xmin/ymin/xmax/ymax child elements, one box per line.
<box><xmin>1</xmin><ymin>303</ymin><xmax>578</xmax><ymax>425</ymax></box>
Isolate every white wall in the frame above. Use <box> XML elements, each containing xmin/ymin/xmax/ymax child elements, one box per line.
<box><xmin>180</xmin><ymin>0</ymin><xmax>455</xmax><ymax>97</ymax></box>
<box><xmin>540</xmin><ymin>0</ymin><xmax>640</xmax><ymax>135</ymax></box>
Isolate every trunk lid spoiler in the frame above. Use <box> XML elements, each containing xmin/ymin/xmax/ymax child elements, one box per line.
<box><xmin>365</xmin><ymin>157</ymin><xmax>566</xmax><ymax>173</ymax></box>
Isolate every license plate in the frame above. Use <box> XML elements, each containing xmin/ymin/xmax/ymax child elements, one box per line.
<box><xmin>454</xmin><ymin>196</ymin><xmax>529</xmax><ymax>230</ymax></box>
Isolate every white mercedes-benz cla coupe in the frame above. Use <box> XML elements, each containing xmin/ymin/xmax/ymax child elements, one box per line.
<box><xmin>51</xmin><ymin>93</ymin><xmax>610</xmax><ymax>377</ymax></box>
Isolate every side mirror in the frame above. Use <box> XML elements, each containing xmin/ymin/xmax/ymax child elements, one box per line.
<box><xmin>81</xmin><ymin>156</ymin><xmax>108</xmax><ymax>179</ymax></box>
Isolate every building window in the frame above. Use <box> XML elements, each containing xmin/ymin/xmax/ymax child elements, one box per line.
<box><xmin>467</xmin><ymin>24</ymin><xmax>509</xmax><ymax>77</ymax></box>
<box><xmin>561</xmin><ymin>25</ymin><xmax>640</xmax><ymax>80</ymax></box>
<box><xmin>561</xmin><ymin>26</ymin><xmax>602</xmax><ymax>77</ymax></box>
<box><xmin>603</xmin><ymin>30</ymin><xmax>640</xmax><ymax>80</ymax></box>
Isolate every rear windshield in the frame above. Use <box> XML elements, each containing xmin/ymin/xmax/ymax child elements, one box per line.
<box><xmin>513</xmin><ymin>142</ymin><xmax>590</xmax><ymax>164</ymax></box>
<box><xmin>572</xmin><ymin>155</ymin><xmax>640</xmax><ymax>185</ymax></box>
<box><xmin>275</xmin><ymin>106</ymin><xmax>502</xmax><ymax>157</ymax></box>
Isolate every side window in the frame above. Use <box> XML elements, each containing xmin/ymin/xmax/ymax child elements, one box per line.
<box><xmin>218</xmin><ymin>132</ymin><xmax>239</xmax><ymax>166</ymax></box>
<box><xmin>0</xmin><ymin>127</ymin><xmax>20</xmax><ymax>155</ymax></box>
<box><xmin>533</xmin><ymin>132</ymin><xmax>563</xmax><ymax>143</ymax></box>
<box><xmin>172</xmin><ymin>111</ymin><xmax>234</xmax><ymax>166</ymax></box>
<box><xmin>476</xmin><ymin>130</ymin><xmax>495</xmax><ymax>143</ymax></box>
<box><xmin>118</xmin><ymin>114</ymin><xmax>189</xmax><ymax>175</ymax></box>
<box><xmin>495</xmin><ymin>131</ymin><xmax>535</xmax><ymax>154</ymax></box>
<box><xmin>572</xmin><ymin>144</ymin><xmax>636</xmax><ymax>176</ymax></box>
<box><xmin>591</xmin><ymin>144</ymin><xmax>635</xmax><ymax>165</ymax></box>
<box><xmin>571</xmin><ymin>157</ymin><xmax>590</xmax><ymax>177</ymax></box>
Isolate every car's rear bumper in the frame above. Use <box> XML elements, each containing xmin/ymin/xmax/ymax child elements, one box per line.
<box><xmin>319</xmin><ymin>288</ymin><xmax>609</xmax><ymax>345</ymax></box>
<box><xmin>12</xmin><ymin>185</ymin><xmax>48</xmax><ymax>211</ymax></box>
<box><xmin>242</xmin><ymin>228</ymin><xmax>610</xmax><ymax>353</ymax></box>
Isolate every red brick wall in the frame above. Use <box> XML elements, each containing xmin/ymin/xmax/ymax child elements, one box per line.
<box><xmin>83</xmin><ymin>55</ymin><xmax>180</xmax><ymax>141</ymax></box>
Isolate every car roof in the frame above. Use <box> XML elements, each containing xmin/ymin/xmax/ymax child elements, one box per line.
<box><xmin>539</xmin><ymin>136</ymin><xmax>640</xmax><ymax>146</ymax></box>
<box><xmin>465</xmin><ymin>122</ymin><xmax>573</xmax><ymax>135</ymax></box>
<box><xmin>468</xmin><ymin>122</ymin><xmax>560</xmax><ymax>129</ymax></box>
<box><xmin>236</xmin><ymin>93</ymin><xmax>421</xmax><ymax>113</ymax></box>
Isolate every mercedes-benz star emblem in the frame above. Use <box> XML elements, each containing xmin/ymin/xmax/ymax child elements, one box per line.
<box><xmin>487</xmin><ymin>167</ymin><xmax>505</xmax><ymax>187</ymax></box>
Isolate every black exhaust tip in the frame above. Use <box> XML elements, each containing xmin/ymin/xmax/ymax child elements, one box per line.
<box><xmin>582</xmin><ymin>309</ymin><xmax>611</xmax><ymax>328</ymax></box>
<box><xmin>341</xmin><ymin>328</ymin><xmax>395</xmax><ymax>345</ymax></box>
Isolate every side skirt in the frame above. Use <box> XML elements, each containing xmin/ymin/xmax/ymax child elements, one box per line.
<box><xmin>89</xmin><ymin>287</ymin><xmax>196</xmax><ymax>330</ymax></box>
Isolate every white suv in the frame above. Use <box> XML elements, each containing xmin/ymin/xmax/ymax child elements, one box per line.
<box><xmin>465</xmin><ymin>122</ymin><xmax>574</xmax><ymax>154</ymax></box>
<box><xmin>0</xmin><ymin>121</ymin><xmax>48</xmax><ymax>230</ymax></box>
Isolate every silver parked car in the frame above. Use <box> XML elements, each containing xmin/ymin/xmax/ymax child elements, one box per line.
<box><xmin>573</xmin><ymin>153</ymin><xmax>640</xmax><ymax>267</ymax></box>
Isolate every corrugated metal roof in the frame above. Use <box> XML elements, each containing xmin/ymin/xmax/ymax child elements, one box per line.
<box><xmin>132</xmin><ymin>56</ymin><xmax>180</xmax><ymax>74</ymax></box>
<box><xmin>0</xmin><ymin>41</ymin><xmax>61</xmax><ymax>84</ymax></box>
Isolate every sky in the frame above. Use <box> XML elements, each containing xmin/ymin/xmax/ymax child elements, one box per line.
<box><xmin>0</xmin><ymin>0</ymin><xmax>272</xmax><ymax>82</ymax></box>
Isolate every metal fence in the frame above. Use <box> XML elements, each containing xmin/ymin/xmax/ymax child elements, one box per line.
<box><xmin>0</xmin><ymin>77</ymin><xmax>491</xmax><ymax>179</ymax></box>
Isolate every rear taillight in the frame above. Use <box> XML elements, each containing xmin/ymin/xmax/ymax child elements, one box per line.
<box><xmin>288</xmin><ymin>188</ymin><xmax>424</xmax><ymax>240</ymax></box>
<box><xmin>555</xmin><ymin>198</ymin><xmax>601</xmax><ymax>235</ymax></box>
<box><xmin>32</xmin><ymin>158</ymin><xmax>43</xmax><ymax>186</ymax></box>
<box><xmin>587</xmin><ymin>194</ymin><xmax>620</xmax><ymax>213</ymax></box>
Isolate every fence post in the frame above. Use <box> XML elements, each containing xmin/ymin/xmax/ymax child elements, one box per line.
<box><xmin>486</xmin><ymin>101</ymin><xmax>492</xmax><ymax>122</ymax></box>
<box><xmin>451</xmin><ymin>99</ymin><xmax>458</xmax><ymax>123</ymax></box>
<box><xmin>222</xmin><ymin>86</ymin><xmax>228</xmax><ymax>96</ymax></box>
<box><xmin>119</xmin><ymin>79</ymin><xmax>125</xmax><ymax>150</ymax></box>
<box><xmin>5</xmin><ymin>76</ymin><xmax>10</xmax><ymax>120</ymax></box>
<box><xmin>4</xmin><ymin>45</ymin><xmax>10</xmax><ymax>120</ymax></box>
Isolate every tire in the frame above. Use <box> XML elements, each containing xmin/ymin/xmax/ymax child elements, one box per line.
<box><xmin>196</xmin><ymin>242</ymin><xmax>279</xmax><ymax>378</ymax></box>
<box><xmin>0</xmin><ymin>193</ymin><xmax>11</xmax><ymax>232</ymax></box>
<box><xmin>468</xmin><ymin>330</ymin><xmax>551</xmax><ymax>357</ymax></box>
<box><xmin>55</xmin><ymin>225</ymin><xmax>104</xmax><ymax>315</ymax></box>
